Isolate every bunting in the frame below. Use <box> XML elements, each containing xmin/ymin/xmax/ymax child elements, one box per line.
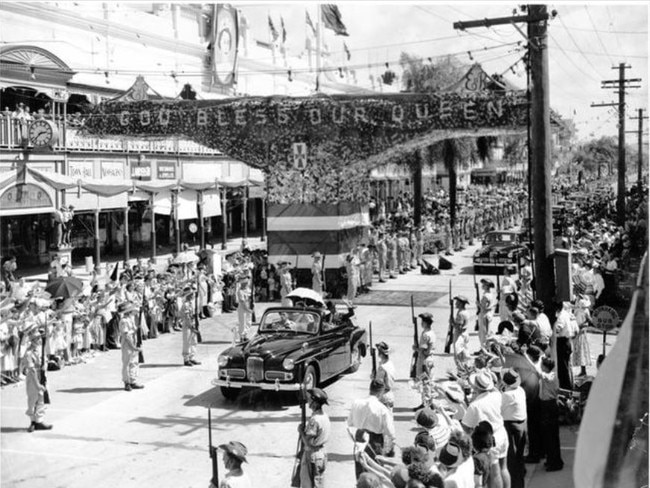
<box><xmin>321</xmin><ymin>4</ymin><xmax>348</xmax><ymax>36</ymax></box>
<box><xmin>344</xmin><ymin>42</ymin><xmax>351</xmax><ymax>61</ymax></box>
<box><xmin>306</xmin><ymin>10</ymin><xmax>316</xmax><ymax>37</ymax></box>
<box><xmin>268</xmin><ymin>15</ymin><xmax>278</xmax><ymax>42</ymax></box>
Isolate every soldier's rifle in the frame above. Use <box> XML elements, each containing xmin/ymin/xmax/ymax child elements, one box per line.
<box><xmin>369</xmin><ymin>321</ymin><xmax>377</xmax><ymax>378</ymax></box>
<box><xmin>137</xmin><ymin>290</ymin><xmax>145</xmax><ymax>363</ymax></box>
<box><xmin>194</xmin><ymin>275</ymin><xmax>203</xmax><ymax>343</ymax></box>
<box><xmin>40</xmin><ymin>327</ymin><xmax>50</xmax><ymax>404</ymax></box>
<box><xmin>409</xmin><ymin>295</ymin><xmax>419</xmax><ymax>380</ymax></box>
<box><xmin>208</xmin><ymin>407</ymin><xmax>219</xmax><ymax>487</ymax></box>
<box><xmin>444</xmin><ymin>280</ymin><xmax>454</xmax><ymax>354</ymax></box>
<box><xmin>473</xmin><ymin>274</ymin><xmax>480</xmax><ymax>332</ymax></box>
<box><xmin>290</xmin><ymin>378</ymin><xmax>307</xmax><ymax>487</ymax></box>
<box><xmin>250</xmin><ymin>271</ymin><xmax>257</xmax><ymax>323</ymax></box>
<box><xmin>321</xmin><ymin>251</ymin><xmax>327</xmax><ymax>297</ymax></box>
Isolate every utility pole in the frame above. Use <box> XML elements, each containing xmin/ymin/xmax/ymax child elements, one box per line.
<box><xmin>629</xmin><ymin>109</ymin><xmax>649</xmax><ymax>188</ymax></box>
<box><xmin>593</xmin><ymin>64</ymin><xmax>640</xmax><ymax>225</ymax></box>
<box><xmin>454</xmin><ymin>4</ymin><xmax>556</xmax><ymax>312</ymax></box>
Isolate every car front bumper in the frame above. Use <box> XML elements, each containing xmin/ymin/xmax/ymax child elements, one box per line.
<box><xmin>211</xmin><ymin>377</ymin><xmax>301</xmax><ymax>391</ymax></box>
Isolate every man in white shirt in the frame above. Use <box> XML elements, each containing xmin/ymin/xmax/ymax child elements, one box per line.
<box><xmin>462</xmin><ymin>369</ymin><xmax>510</xmax><ymax>488</ymax></box>
<box><xmin>347</xmin><ymin>379</ymin><xmax>396</xmax><ymax>478</ymax></box>
<box><xmin>500</xmin><ymin>369</ymin><xmax>527</xmax><ymax>488</ymax></box>
<box><xmin>554</xmin><ymin>302</ymin><xmax>578</xmax><ymax>389</ymax></box>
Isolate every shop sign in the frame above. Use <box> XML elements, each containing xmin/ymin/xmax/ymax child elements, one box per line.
<box><xmin>157</xmin><ymin>161</ymin><xmax>176</xmax><ymax>180</ymax></box>
<box><xmin>101</xmin><ymin>160</ymin><xmax>125</xmax><ymax>180</ymax></box>
<box><xmin>0</xmin><ymin>184</ymin><xmax>53</xmax><ymax>209</ymax></box>
<box><xmin>592</xmin><ymin>306</ymin><xmax>620</xmax><ymax>331</ymax></box>
<box><xmin>69</xmin><ymin>161</ymin><xmax>94</xmax><ymax>179</ymax></box>
<box><xmin>131</xmin><ymin>160</ymin><xmax>152</xmax><ymax>180</ymax></box>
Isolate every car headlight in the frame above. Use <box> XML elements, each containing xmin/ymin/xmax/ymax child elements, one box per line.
<box><xmin>218</xmin><ymin>355</ymin><xmax>229</xmax><ymax>367</ymax></box>
<box><xmin>282</xmin><ymin>358</ymin><xmax>295</xmax><ymax>370</ymax></box>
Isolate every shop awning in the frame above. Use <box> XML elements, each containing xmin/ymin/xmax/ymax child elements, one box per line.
<box><xmin>181</xmin><ymin>179</ymin><xmax>218</xmax><ymax>192</ymax></box>
<box><xmin>29</xmin><ymin>167</ymin><xmax>77</xmax><ymax>190</ymax></box>
<box><xmin>134</xmin><ymin>180</ymin><xmax>179</xmax><ymax>193</ymax></box>
<box><xmin>0</xmin><ymin>170</ymin><xmax>17</xmax><ymax>191</ymax></box>
<box><xmin>80</xmin><ymin>178</ymin><xmax>133</xmax><ymax>197</ymax></box>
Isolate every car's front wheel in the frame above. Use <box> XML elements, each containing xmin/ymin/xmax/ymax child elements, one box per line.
<box><xmin>302</xmin><ymin>364</ymin><xmax>318</xmax><ymax>390</ymax></box>
<box><xmin>220</xmin><ymin>386</ymin><xmax>239</xmax><ymax>400</ymax></box>
<box><xmin>348</xmin><ymin>345</ymin><xmax>362</xmax><ymax>373</ymax></box>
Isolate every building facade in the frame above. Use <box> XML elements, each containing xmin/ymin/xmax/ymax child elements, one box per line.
<box><xmin>0</xmin><ymin>2</ymin><xmax>367</xmax><ymax>268</ymax></box>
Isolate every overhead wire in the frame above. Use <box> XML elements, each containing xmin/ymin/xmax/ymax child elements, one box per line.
<box><xmin>547</xmin><ymin>32</ymin><xmax>603</xmax><ymax>85</ymax></box>
<box><xmin>556</xmin><ymin>11</ymin><xmax>606</xmax><ymax>79</ymax></box>
<box><xmin>3</xmin><ymin>40</ymin><xmax>523</xmax><ymax>80</ymax></box>
<box><xmin>605</xmin><ymin>6</ymin><xmax>625</xmax><ymax>55</ymax></box>
<box><xmin>584</xmin><ymin>6</ymin><xmax>613</xmax><ymax>65</ymax></box>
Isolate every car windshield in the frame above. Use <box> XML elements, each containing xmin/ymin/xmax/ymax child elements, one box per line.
<box><xmin>259</xmin><ymin>311</ymin><xmax>320</xmax><ymax>334</ymax></box>
<box><xmin>485</xmin><ymin>233</ymin><xmax>515</xmax><ymax>245</ymax></box>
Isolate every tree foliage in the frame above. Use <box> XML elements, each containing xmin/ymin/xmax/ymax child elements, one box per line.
<box><xmin>573</xmin><ymin>136</ymin><xmax>617</xmax><ymax>174</ymax></box>
<box><xmin>399</xmin><ymin>53</ymin><xmax>467</xmax><ymax>93</ymax></box>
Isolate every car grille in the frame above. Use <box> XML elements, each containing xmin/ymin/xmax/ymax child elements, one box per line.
<box><xmin>220</xmin><ymin>369</ymin><xmax>245</xmax><ymax>379</ymax></box>
<box><xmin>266</xmin><ymin>371</ymin><xmax>293</xmax><ymax>381</ymax></box>
<box><xmin>247</xmin><ymin>357</ymin><xmax>264</xmax><ymax>382</ymax></box>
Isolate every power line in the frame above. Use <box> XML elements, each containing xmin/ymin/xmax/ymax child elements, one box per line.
<box><xmin>584</xmin><ymin>6</ymin><xmax>613</xmax><ymax>65</ymax></box>
<box><xmin>605</xmin><ymin>6</ymin><xmax>625</xmax><ymax>55</ymax></box>
<box><xmin>547</xmin><ymin>32</ymin><xmax>603</xmax><ymax>85</ymax></box>
<box><xmin>5</xmin><ymin>41</ymin><xmax>523</xmax><ymax>82</ymax></box>
<box><xmin>556</xmin><ymin>11</ymin><xmax>605</xmax><ymax>79</ymax></box>
<box><xmin>560</xmin><ymin>24</ymin><xmax>648</xmax><ymax>35</ymax></box>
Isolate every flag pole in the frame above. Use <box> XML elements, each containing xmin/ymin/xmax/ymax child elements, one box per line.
<box><xmin>316</xmin><ymin>5</ymin><xmax>322</xmax><ymax>91</ymax></box>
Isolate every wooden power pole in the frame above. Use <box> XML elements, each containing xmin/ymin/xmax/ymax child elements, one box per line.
<box><xmin>592</xmin><ymin>64</ymin><xmax>640</xmax><ymax>225</ymax></box>
<box><xmin>454</xmin><ymin>4</ymin><xmax>556</xmax><ymax>310</ymax></box>
<box><xmin>629</xmin><ymin>109</ymin><xmax>649</xmax><ymax>188</ymax></box>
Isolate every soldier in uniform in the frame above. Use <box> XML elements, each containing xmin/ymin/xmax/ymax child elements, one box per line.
<box><xmin>279</xmin><ymin>262</ymin><xmax>294</xmax><ymax>306</ymax></box>
<box><xmin>299</xmin><ymin>388</ymin><xmax>331</xmax><ymax>488</ymax></box>
<box><xmin>311</xmin><ymin>252</ymin><xmax>323</xmax><ymax>295</ymax></box>
<box><xmin>215</xmin><ymin>441</ymin><xmax>251</xmax><ymax>488</ymax></box>
<box><xmin>180</xmin><ymin>286</ymin><xmax>201</xmax><ymax>366</ymax></box>
<box><xmin>415</xmin><ymin>312</ymin><xmax>436</xmax><ymax>380</ymax></box>
<box><xmin>373</xmin><ymin>341</ymin><xmax>396</xmax><ymax>412</ymax></box>
<box><xmin>477</xmin><ymin>278</ymin><xmax>497</xmax><ymax>349</ymax></box>
<box><xmin>345</xmin><ymin>253</ymin><xmax>359</xmax><ymax>303</ymax></box>
<box><xmin>23</xmin><ymin>328</ymin><xmax>52</xmax><ymax>432</ymax></box>
<box><xmin>386</xmin><ymin>233</ymin><xmax>397</xmax><ymax>279</ymax></box>
<box><xmin>236</xmin><ymin>276</ymin><xmax>253</xmax><ymax>342</ymax></box>
<box><xmin>376</xmin><ymin>232</ymin><xmax>387</xmax><ymax>283</ymax></box>
<box><xmin>118</xmin><ymin>302</ymin><xmax>144</xmax><ymax>391</ymax></box>
<box><xmin>451</xmin><ymin>295</ymin><xmax>471</xmax><ymax>364</ymax></box>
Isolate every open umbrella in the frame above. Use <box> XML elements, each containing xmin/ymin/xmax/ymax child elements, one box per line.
<box><xmin>285</xmin><ymin>287</ymin><xmax>325</xmax><ymax>308</ymax></box>
<box><xmin>172</xmin><ymin>251</ymin><xmax>200</xmax><ymax>265</ymax></box>
<box><xmin>45</xmin><ymin>276</ymin><xmax>84</xmax><ymax>300</ymax></box>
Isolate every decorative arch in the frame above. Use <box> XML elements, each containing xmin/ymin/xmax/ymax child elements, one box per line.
<box><xmin>0</xmin><ymin>45</ymin><xmax>75</xmax><ymax>90</ymax></box>
<box><xmin>0</xmin><ymin>45</ymin><xmax>74</xmax><ymax>73</ymax></box>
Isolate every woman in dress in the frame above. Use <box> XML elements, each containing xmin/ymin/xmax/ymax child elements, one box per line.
<box><xmin>572</xmin><ymin>293</ymin><xmax>593</xmax><ymax>377</ymax></box>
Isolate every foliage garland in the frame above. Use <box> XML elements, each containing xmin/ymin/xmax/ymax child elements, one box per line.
<box><xmin>83</xmin><ymin>92</ymin><xmax>528</xmax><ymax>204</ymax></box>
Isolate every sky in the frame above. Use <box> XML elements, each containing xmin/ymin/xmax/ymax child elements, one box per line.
<box><xmin>239</xmin><ymin>2</ymin><xmax>649</xmax><ymax>143</ymax></box>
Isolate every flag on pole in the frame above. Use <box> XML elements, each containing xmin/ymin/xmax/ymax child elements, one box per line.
<box><xmin>281</xmin><ymin>16</ymin><xmax>287</xmax><ymax>44</ymax></box>
<box><xmin>343</xmin><ymin>42</ymin><xmax>351</xmax><ymax>61</ymax></box>
<box><xmin>305</xmin><ymin>10</ymin><xmax>316</xmax><ymax>37</ymax></box>
<box><xmin>321</xmin><ymin>4</ymin><xmax>349</xmax><ymax>36</ymax></box>
<box><xmin>268</xmin><ymin>15</ymin><xmax>279</xmax><ymax>42</ymax></box>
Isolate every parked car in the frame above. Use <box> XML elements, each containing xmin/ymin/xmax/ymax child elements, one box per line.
<box><xmin>213</xmin><ymin>306</ymin><xmax>368</xmax><ymax>399</ymax></box>
<box><xmin>473</xmin><ymin>230</ymin><xmax>530</xmax><ymax>274</ymax></box>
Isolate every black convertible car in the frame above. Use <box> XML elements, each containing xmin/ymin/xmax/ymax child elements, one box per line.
<box><xmin>213</xmin><ymin>306</ymin><xmax>368</xmax><ymax>399</ymax></box>
<box><xmin>473</xmin><ymin>230</ymin><xmax>529</xmax><ymax>274</ymax></box>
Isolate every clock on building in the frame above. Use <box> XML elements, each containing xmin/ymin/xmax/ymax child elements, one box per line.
<box><xmin>28</xmin><ymin>119</ymin><xmax>59</xmax><ymax>148</ymax></box>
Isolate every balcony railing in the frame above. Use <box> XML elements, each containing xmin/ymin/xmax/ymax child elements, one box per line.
<box><xmin>0</xmin><ymin>115</ymin><xmax>223</xmax><ymax>156</ymax></box>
